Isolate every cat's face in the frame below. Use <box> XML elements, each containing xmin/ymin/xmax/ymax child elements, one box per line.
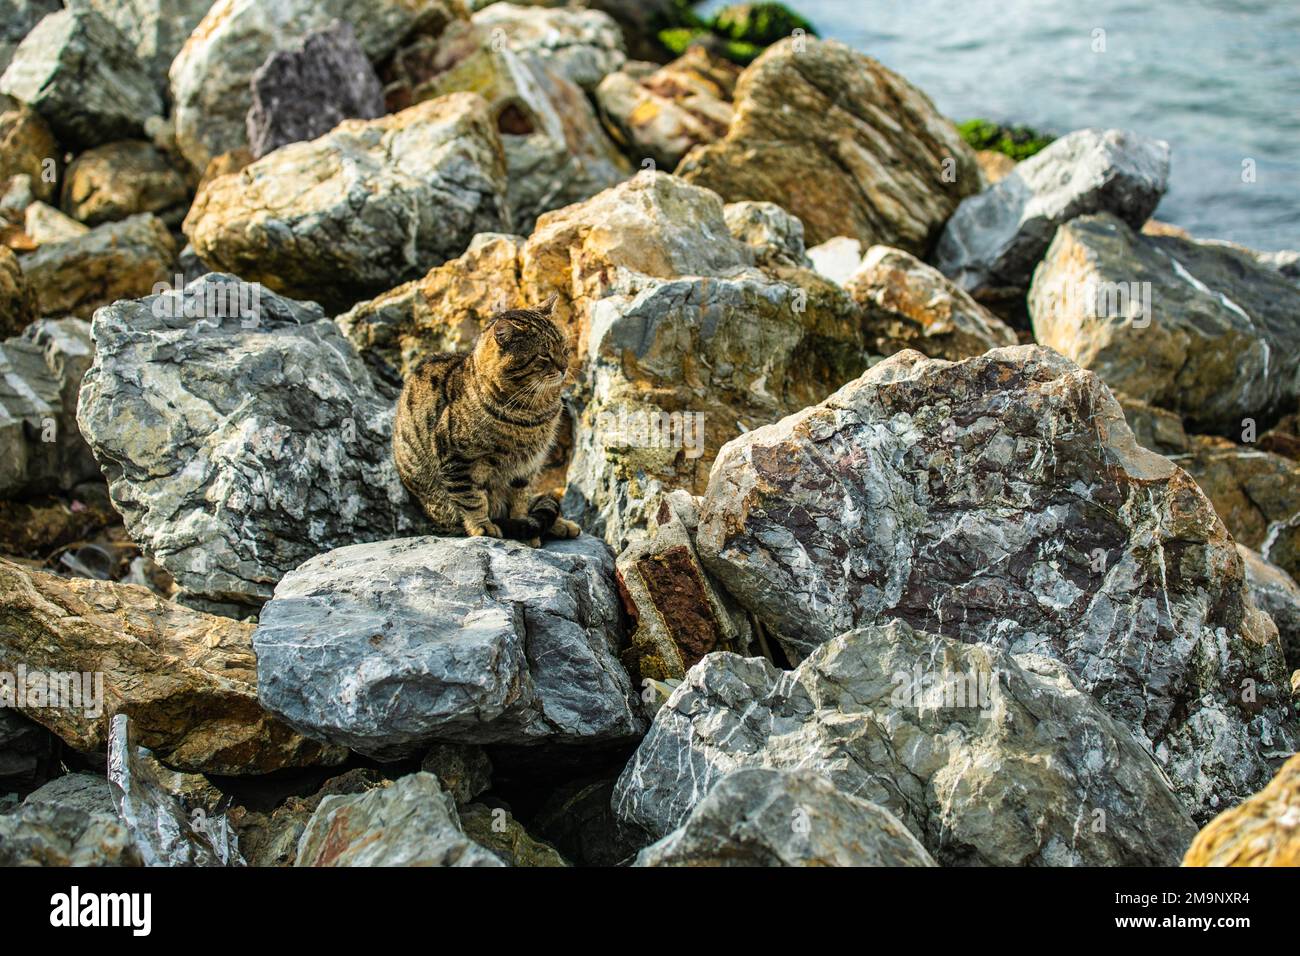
<box><xmin>477</xmin><ymin>296</ymin><xmax>572</xmax><ymax>399</ymax></box>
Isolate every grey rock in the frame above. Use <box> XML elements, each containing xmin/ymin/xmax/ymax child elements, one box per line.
<box><xmin>634</xmin><ymin>768</ymin><xmax>937</xmax><ymax>867</ymax></box>
<box><xmin>0</xmin><ymin>771</ymin><xmax>142</xmax><ymax>866</ymax></box>
<box><xmin>0</xmin><ymin>9</ymin><xmax>163</xmax><ymax>149</ymax></box>
<box><xmin>614</xmin><ymin>620</ymin><xmax>1199</xmax><ymax>865</ymax></box>
<box><xmin>0</xmin><ymin>1</ymin><xmax>62</xmax><ymax>76</ymax></box>
<box><xmin>1240</xmin><ymin>545</ymin><xmax>1300</xmax><ymax>672</ymax></box>
<box><xmin>246</xmin><ymin>20</ymin><xmax>385</xmax><ymax>160</ymax></box>
<box><xmin>723</xmin><ymin>201</ymin><xmax>811</xmax><ymax>269</ymax></box>
<box><xmin>936</xmin><ymin>128</ymin><xmax>1169</xmax><ymax>307</ymax></box>
<box><xmin>75</xmin><ymin>273</ymin><xmax>429</xmax><ymax>608</ymax></box>
<box><xmin>253</xmin><ymin>535</ymin><xmax>645</xmax><ymax>759</ymax></box>
<box><xmin>67</xmin><ymin>0</ymin><xmax>212</xmax><ymax>100</ymax></box>
<box><xmin>295</xmin><ymin>772</ymin><xmax>506</xmax><ymax>867</ymax></box>
<box><xmin>471</xmin><ymin>3</ymin><xmax>625</xmax><ymax>90</ymax></box>
<box><xmin>695</xmin><ymin>345</ymin><xmax>1296</xmax><ymax>821</ymax></box>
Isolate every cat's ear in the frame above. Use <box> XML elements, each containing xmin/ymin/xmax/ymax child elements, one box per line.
<box><xmin>535</xmin><ymin>292</ymin><xmax>558</xmax><ymax>316</ymax></box>
<box><xmin>492</xmin><ymin>317</ymin><xmax>516</xmax><ymax>345</ymax></box>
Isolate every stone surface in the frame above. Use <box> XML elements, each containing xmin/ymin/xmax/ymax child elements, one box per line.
<box><xmin>253</xmin><ymin>535</ymin><xmax>644</xmax><ymax>758</ymax></box>
<box><xmin>937</xmin><ymin>128</ymin><xmax>1169</xmax><ymax>310</ymax></box>
<box><xmin>1030</xmin><ymin>213</ymin><xmax>1300</xmax><ymax>434</ymax></box>
<box><xmin>1183</xmin><ymin>753</ymin><xmax>1300</xmax><ymax>866</ymax></box>
<box><xmin>805</xmin><ymin>236</ymin><xmax>864</xmax><ymax>286</ymax></box>
<box><xmin>296</xmin><ymin>772</ymin><xmax>506</xmax><ymax>867</ymax></box>
<box><xmin>844</xmin><ymin>245</ymin><xmax>1018</xmax><ymax>361</ymax></box>
<box><xmin>634</xmin><ymin>768</ymin><xmax>937</xmax><ymax>867</ymax></box>
<box><xmin>60</xmin><ymin>140</ymin><xmax>189</xmax><ymax>226</ymax></box>
<box><xmin>0</xmin><ymin>557</ymin><xmax>342</xmax><ymax>774</ymax></box>
<box><xmin>678</xmin><ymin>37</ymin><xmax>978</xmax><ymax>252</ymax></box>
<box><xmin>975</xmin><ymin>148</ymin><xmax>1016</xmax><ymax>185</ymax></box>
<box><xmin>169</xmin><ymin>0</ymin><xmax>441</xmax><ymax>171</ymax></box>
<box><xmin>472</xmin><ymin>2</ymin><xmax>625</xmax><ymax>90</ymax></box>
<box><xmin>22</xmin><ymin>201</ymin><xmax>88</xmax><ymax>245</ymax></box>
<box><xmin>184</xmin><ymin>95</ymin><xmax>510</xmax><ymax>311</ymax></box>
<box><xmin>1117</xmin><ymin>391</ymin><xmax>1188</xmax><ymax>457</ymax></box>
<box><xmin>76</xmin><ymin>273</ymin><xmax>430</xmax><ymax>607</ymax></box>
<box><xmin>0</xmin><ymin>106</ymin><xmax>57</xmax><ymax>206</ymax></box>
<box><xmin>68</xmin><ymin>0</ymin><xmax>213</xmax><ymax>100</ymax></box>
<box><xmin>459</xmin><ymin>802</ymin><xmax>569</xmax><ymax>866</ymax></box>
<box><xmin>19</xmin><ymin>212</ymin><xmax>177</xmax><ymax>318</ymax></box>
<box><xmin>0</xmin><ymin>772</ymin><xmax>141</xmax><ymax>866</ymax></box>
<box><xmin>0</xmin><ymin>244</ymin><xmax>35</xmax><ymax>335</ymax></box>
<box><xmin>421</xmin><ymin>743</ymin><xmax>493</xmax><ymax>805</ymax></box>
<box><xmin>0</xmin><ymin>9</ymin><xmax>163</xmax><ymax>150</ymax></box>
<box><xmin>0</xmin><ymin>2</ymin><xmax>63</xmax><ymax>76</ymax></box>
<box><xmin>1238</xmin><ymin>545</ymin><xmax>1300</xmax><ymax>672</ymax></box>
<box><xmin>694</xmin><ymin>345</ymin><xmax>1295</xmax><ymax>821</ymax></box>
<box><xmin>596</xmin><ymin>46</ymin><xmax>738</xmax><ymax>168</ymax></box>
<box><xmin>722</xmin><ymin>200</ymin><xmax>810</xmax><ymax>269</ymax></box>
<box><xmin>245</xmin><ymin>20</ymin><xmax>385</xmax><ymax>160</ymax></box>
<box><xmin>615</xmin><ymin>620</ymin><xmax>1197</xmax><ymax>865</ymax></box>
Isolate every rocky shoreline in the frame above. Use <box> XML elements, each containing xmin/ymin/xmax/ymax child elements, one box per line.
<box><xmin>0</xmin><ymin>1</ymin><xmax>1297</xmax><ymax>868</ymax></box>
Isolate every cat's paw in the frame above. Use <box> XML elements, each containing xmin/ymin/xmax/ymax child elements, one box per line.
<box><xmin>550</xmin><ymin>516</ymin><xmax>581</xmax><ymax>539</ymax></box>
<box><xmin>526</xmin><ymin>537</ymin><xmax>542</xmax><ymax>548</ymax></box>
<box><xmin>466</xmin><ymin>520</ymin><xmax>503</xmax><ymax>539</ymax></box>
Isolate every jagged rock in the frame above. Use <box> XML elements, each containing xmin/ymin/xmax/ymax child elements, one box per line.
<box><xmin>1238</xmin><ymin>546</ymin><xmax>1300</xmax><ymax>672</ymax></box>
<box><xmin>937</xmin><ymin>129</ymin><xmax>1169</xmax><ymax>313</ymax></box>
<box><xmin>0</xmin><ymin>707</ymin><xmax>58</xmax><ymax>792</ymax></box>
<box><xmin>169</xmin><ymin>0</ymin><xmax>442</xmax><ymax>171</ymax></box>
<box><xmin>844</xmin><ymin>245</ymin><xmax>1018</xmax><ymax>361</ymax></box>
<box><xmin>0</xmin><ymin>106</ymin><xmax>57</xmax><ymax>205</ymax></box>
<box><xmin>634</xmin><ymin>768</ymin><xmax>937</xmax><ymax>867</ymax></box>
<box><xmin>694</xmin><ymin>345</ymin><xmax>1296</xmax><ymax>820</ymax></box>
<box><xmin>459</xmin><ymin>803</ymin><xmax>569</xmax><ymax>866</ymax></box>
<box><xmin>75</xmin><ymin>273</ymin><xmax>430</xmax><ymax>607</ymax></box>
<box><xmin>1183</xmin><ymin>753</ymin><xmax>1300</xmax><ymax>866</ymax></box>
<box><xmin>245</xmin><ymin>21</ymin><xmax>385</xmax><ymax>160</ymax></box>
<box><xmin>1116</xmin><ymin>391</ymin><xmax>1189</xmax><ymax>457</ymax></box>
<box><xmin>183</xmin><ymin>95</ymin><xmax>509</xmax><ymax>311</ymax></box>
<box><xmin>0</xmin><ymin>245</ymin><xmax>35</xmax><ymax>335</ymax></box>
<box><xmin>1030</xmin><ymin>213</ymin><xmax>1300</xmax><ymax>434</ymax></box>
<box><xmin>67</xmin><ymin>0</ymin><xmax>212</xmax><ymax>100</ymax></box>
<box><xmin>614</xmin><ymin>620</ymin><xmax>1198</xmax><ymax>865</ymax></box>
<box><xmin>678</xmin><ymin>37</ymin><xmax>978</xmax><ymax>252</ymax></box>
<box><xmin>1177</xmin><ymin>436</ymin><xmax>1300</xmax><ymax>583</ymax></box>
<box><xmin>19</xmin><ymin>212</ymin><xmax>176</xmax><ymax>317</ymax></box>
<box><xmin>0</xmin><ymin>557</ymin><xmax>343</xmax><ymax>774</ymax></box>
<box><xmin>0</xmin><ymin>317</ymin><xmax>97</xmax><ymax>497</ymax></box>
<box><xmin>0</xmin><ymin>9</ymin><xmax>162</xmax><ymax>150</ymax></box>
<box><xmin>389</xmin><ymin>19</ymin><xmax>629</xmax><ymax>234</ymax></box>
<box><xmin>722</xmin><ymin>200</ymin><xmax>810</xmax><ymax>268</ymax></box>
<box><xmin>60</xmin><ymin>140</ymin><xmax>189</xmax><ymax>226</ymax></box>
<box><xmin>596</xmin><ymin>46</ymin><xmax>738</xmax><ymax>168</ymax></box>
<box><xmin>296</xmin><ymin>772</ymin><xmax>506</xmax><ymax>867</ymax></box>
<box><xmin>254</xmin><ymin>535</ymin><xmax>644</xmax><ymax>758</ymax></box>
<box><xmin>472</xmin><ymin>3</ymin><xmax>625</xmax><ymax>90</ymax></box>
<box><xmin>0</xmin><ymin>1</ymin><xmax>63</xmax><ymax>76</ymax></box>
<box><xmin>421</xmin><ymin>744</ymin><xmax>493</xmax><ymax>805</ymax></box>
<box><xmin>805</xmin><ymin>236</ymin><xmax>864</xmax><ymax>286</ymax></box>
<box><xmin>22</xmin><ymin>201</ymin><xmax>88</xmax><ymax>245</ymax></box>
<box><xmin>0</xmin><ymin>772</ymin><xmax>141</xmax><ymax>866</ymax></box>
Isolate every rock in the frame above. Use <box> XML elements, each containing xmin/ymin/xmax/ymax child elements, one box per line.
<box><xmin>1257</xmin><ymin>248</ymin><xmax>1300</xmax><ymax>284</ymax></box>
<box><xmin>0</xmin><ymin>772</ymin><xmax>141</xmax><ymax>866</ymax></box>
<box><xmin>245</xmin><ymin>21</ymin><xmax>385</xmax><ymax>160</ymax></box>
<box><xmin>805</xmin><ymin>236</ymin><xmax>864</xmax><ymax>286</ymax></box>
<box><xmin>596</xmin><ymin>46</ymin><xmax>738</xmax><ymax>168</ymax></box>
<box><xmin>0</xmin><ymin>557</ymin><xmax>343</xmax><ymax>774</ymax></box>
<box><xmin>634</xmin><ymin>768</ymin><xmax>936</xmax><ymax>867</ymax></box>
<box><xmin>183</xmin><ymin>95</ymin><xmax>510</xmax><ymax>311</ymax></box>
<box><xmin>195</xmin><ymin>146</ymin><xmax>253</xmax><ymax>195</ymax></box>
<box><xmin>1184</xmin><ymin>753</ymin><xmax>1300</xmax><ymax>866</ymax></box>
<box><xmin>678</xmin><ymin>37</ymin><xmax>978</xmax><ymax>252</ymax></box>
<box><xmin>694</xmin><ymin>345</ymin><xmax>1296</xmax><ymax>820</ymax></box>
<box><xmin>0</xmin><ymin>2</ymin><xmax>63</xmax><ymax>76</ymax></box>
<box><xmin>936</xmin><ymin>129</ymin><xmax>1170</xmax><ymax>314</ymax></box>
<box><xmin>459</xmin><ymin>803</ymin><xmax>569</xmax><ymax>866</ymax></box>
<box><xmin>1030</xmin><ymin>213</ymin><xmax>1300</xmax><ymax>434</ymax></box>
<box><xmin>19</xmin><ymin>212</ymin><xmax>177</xmax><ymax>318</ymax></box>
<box><xmin>22</xmin><ymin>201</ymin><xmax>88</xmax><ymax>245</ymax></box>
<box><xmin>0</xmin><ymin>9</ymin><xmax>163</xmax><ymax>150</ymax></box>
<box><xmin>0</xmin><ymin>244</ymin><xmax>35</xmax><ymax>335</ymax></box>
<box><xmin>471</xmin><ymin>2</ymin><xmax>625</xmax><ymax>90</ymax></box>
<box><xmin>1260</xmin><ymin>413</ymin><xmax>1300</xmax><ymax>460</ymax></box>
<box><xmin>975</xmin><ymin>148</ymin><xmax>1016</xmax><ymax>185</ymax></box>
<box><xmin>75</xmin><ymin>273</ymin><xmax>430</xmax><ymax>607</ymax></box>
<box><xmin>60</xmin><ymin>140</ymin><xmax>189</xmax><ymax>226</ymax></box>
<box><xmin>1116</xmin><ymin>391</ymin><xmax>1189</xmax><ymax>456</ymax></box>
<box><xmin>1177</xmin><ymin>436</ymin><xmax>1300</xmax><ymax>584</ymax></box>
<box><xmin>169</xmin><ymin>0</ymin><xmax>442</xmax><ymax>171</ymax></box>
<box><xmin>1142</xmin><ymin>218</ymin><xmax>1192</xmax><ymax>240</ymax></box>
<box><xmin>0</xmin><ymin>106</ymin><xmax>57</xmax><ymax>205</ymax></box>
<box><xmin>531</xmin><ymin>774</ymin><xmax>642</xmax><ymax>866</ymax></box>
<box><xmin>1238</xmin><ymin>546</ymin><xmax>1300</xmax><ymax>672</ymax></box>
<box><xmin>421</xmin><ymin>743</ymin><xmax>494</xmax><ymax>805</ymax></box>
<box><xmin>844</xmin><ymin>245</ymin><xmax>1019</xmax><ymax>361</ymax></box>
<box><xmin>296</xmin><ymin>772</ymin><xmax>506</xmax><ymax>867</ymax></box>
<box><xmin>253</xmin><ymin>535</ymin><xmax>644</xmax><ymax>758</ymax></box>
<box><xmin>67</xmin><ymin>0</ymin><xmax>212</xmax><ymax>100</ymax></box>
<box><xmin>614</xmin><ymin>620</ymin><xmax>1198</xmax><ymax>865</ymax></box>
<box><xmin>722</xmin><ymin>199</ymin><xmax>810</xmax><ymax>269</ymax></box>
<box><xmin>0</xmin><ymin>707</ymin><xmax>58</xmax><ymax>792</ymax></box>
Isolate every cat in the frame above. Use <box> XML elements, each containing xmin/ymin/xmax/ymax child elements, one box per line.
<box><xmin>392</xmin><ymin>294</ymin><xmax>581</xmax><ymax>546</ymax></box>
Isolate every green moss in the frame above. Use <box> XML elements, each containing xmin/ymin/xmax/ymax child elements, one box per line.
<box><xmin>658</xmin><ymin>1</ymin><xmax>816</xmax><ymax>66</ymax></box>
<box><xmin>957</xmin><ymin>119</ymin><xmax>1056</xmax><ymax>161</ymax></box>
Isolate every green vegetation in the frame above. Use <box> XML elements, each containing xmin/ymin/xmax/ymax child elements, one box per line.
<box><xmin>657</xmin><ymin>2</ymin><xmax>817</xmax><ymax>66</ymax></box>
<box><xmin>957</xmin><ymin>119</ymin><xmax>1056</xmax><ymax>161</ymax></box>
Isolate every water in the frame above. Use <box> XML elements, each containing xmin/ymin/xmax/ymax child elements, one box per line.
<box><xmin>700</xmin><ymin>0</ymin><xmax>1300</xmax><ymax>250</ymax></box>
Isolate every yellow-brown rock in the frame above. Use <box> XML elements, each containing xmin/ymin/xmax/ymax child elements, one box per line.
<box><xmin>0</xmin><ymin>107</ymin><xmax>57</xmax><ymax>205</ymax></box>
<box><xmin>60</xmin><ymin>139</ymin><xmax>189</xmax><ymax>226</ymax></box>
<box><xmin>1183</xmin><ymin>753</ymin><xmax>1300</xmax><ymax>866</ymax></box>
<box><xmin>0</xmin><ymin>244</ymin><xmax>36</xmax><ymax>335</ymax></box>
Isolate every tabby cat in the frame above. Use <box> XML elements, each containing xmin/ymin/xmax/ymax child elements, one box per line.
<box><xmin>393</xmin><ymin>295</ymin><xmax>581</xmax><ymax>545</ymax></box>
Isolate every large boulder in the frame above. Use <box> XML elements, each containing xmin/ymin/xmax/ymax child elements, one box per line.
<box><xmin>253</xmin><ymin>535</ymin><xmax>645</xmax><ymax>758</ymax></box>
<box><xmin>183</xmin><ymin>94</ymin><xmax>510</xmax><ymax>311</ymax></box>
<box><xmin>67</xmin><ymin>0</ymin><xmax>213</xmax><ymax>100</ymax></box>
<box><xmin>0</xmin><ymin>557</ymin><xmax>341</xmax><ymax>774</ymax></box>
<box><xmin>169</xmin><ymin>0</ymin><xmax>443</xmax><ymax>171</ymax></box>
<box><xmin>634</xmin><ymin>768</ymin><xmax>936</xmax><ymax>867</ymax></box>
<box><xmin>936</xmin><ymin>129</ymin><xmax>1169</xmax><ymax>314</ymax></box>
<box><xmin>0</xmin><ymin>9</ymin><xmax>163</xmax><ymax>150</ymax></box>
<box><xmin>614</xmin><ymin>620</ymin><xmax>1198</xmax><ymax>865</ymax></box>
<box><xmin>471</xmin><ymin>3</ymin><xmax>625</xmax><ymax>91</ymax></box>
<box><xmin>1030</xmin><ymin>213</ymin><xmax>1300</xmax><ymax>434</ymax></box>
<box><xmin>694</xmin><ymin>345</ymin><xmax>1296</xmax><ymax>820</ymax></box>
<box><xmin>677</xmin><ymin>37</ymin><xmax>978</xmax><ymax>252</ymax></box>
<box><xmin>60</xmin><ymin>140</ymin><xmax>189</xmax><ymax>226</ymax></box>
<box><xmin>0</xmin><ymin>773</ymin><xmax>141</xmax><ymax>866</ymax></box>
<box><xmin>75</xmin><ymin>273</ymin><xmax>430</xmax><ymax>608</ymax></box>
<box><xmin>1183</xmin><ymin>753</ymin><xmax>1300</xmax><ymax>867</ymax></box>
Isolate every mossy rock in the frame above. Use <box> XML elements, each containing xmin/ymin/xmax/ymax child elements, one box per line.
<box><xmin>957</xmin><ymin>119</ymin><xmax>1055</xmax><ymax>161</ymax></box>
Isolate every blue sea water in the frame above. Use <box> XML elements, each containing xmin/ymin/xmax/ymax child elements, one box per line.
<box><xmin>700</xmin><ymin>0</ymin><xmax>1300</xmax><ymax>250</ymax></box>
